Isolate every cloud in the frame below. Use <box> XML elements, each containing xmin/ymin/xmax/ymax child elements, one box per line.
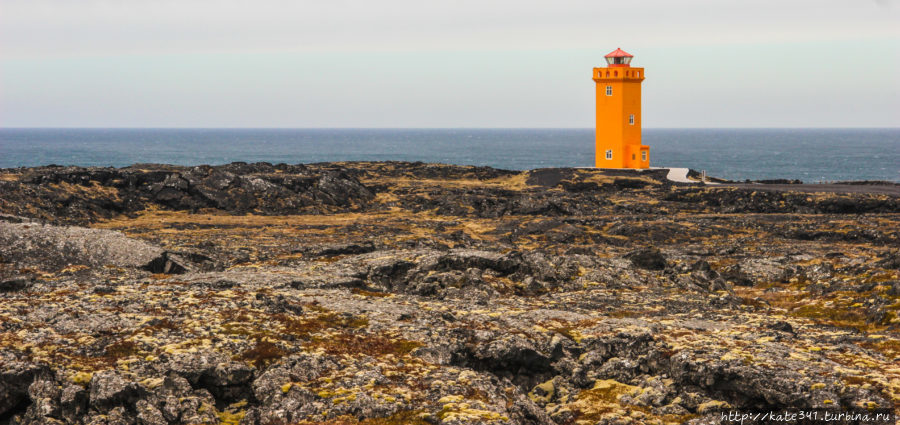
<box><xmin>1</xmin><ymin>0</ymin><xmax>897</xmax><ymax>58</ymax></box>
<box><xmin>1</xmin><ymin>0</ymin><xmax>897</xmax><ymax>127</ymax></box>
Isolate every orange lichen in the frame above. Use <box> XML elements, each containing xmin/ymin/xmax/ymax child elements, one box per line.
<box><xmin>238</xmin><ymin>338</ymin><xmax>288</xmax><ymax>368</ymax></box>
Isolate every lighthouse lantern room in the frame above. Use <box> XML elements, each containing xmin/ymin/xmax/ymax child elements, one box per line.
<box><xmin>604</xmin><ymin>48</ymin><xmax>633</xmax><ymax>67</ymax></box>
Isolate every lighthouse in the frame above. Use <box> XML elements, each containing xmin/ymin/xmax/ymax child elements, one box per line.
<box><xmin>593</xmin><ymin>48</ymin><xmax>649</xmax><ymax>169</ymax></box>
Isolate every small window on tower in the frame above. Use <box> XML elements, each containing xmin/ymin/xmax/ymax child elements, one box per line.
<box><xmin>642</xmin><ymin>151</ymin><xmax>647</xmax><ymax>161</ymax></box>
<box><xmin>629</xmin><ymin>114</ymin><xmax>635</xmax><ymax>125</ymax></box>
<box><xmin>605</xmin><ymin>150</ymin><xmax>613</xmax><ymax>160</ymax></box>
<box><xmin>606</xmin><ymin>86</ymin><xmax>612</xmax><ymax>96</ymax></box>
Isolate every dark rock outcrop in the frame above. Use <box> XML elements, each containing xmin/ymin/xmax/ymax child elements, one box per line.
<box><xmin>625</xmin><ymin>247</ymin><xmax>668</xmax><ymax>270</ymax></box>
<box><xmin>0</xmin><ymin>162</ymin><xmax>375</xmax><ymax>224</ymax></box>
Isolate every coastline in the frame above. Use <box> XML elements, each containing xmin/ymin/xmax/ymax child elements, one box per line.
<box><xmin>3</xmin><ymin>128</ymin><xmax>898</xmax><ymax>183</ymax></box>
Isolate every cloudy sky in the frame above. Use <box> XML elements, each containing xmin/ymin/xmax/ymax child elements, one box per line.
<box><xmin>1</xmin><ymin>0</ymin><xmax>898</xmax><ymax>127</ymax></box>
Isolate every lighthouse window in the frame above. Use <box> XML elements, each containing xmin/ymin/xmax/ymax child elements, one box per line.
<box><xmin>642</xmin><ymin>151</ymin><xmax>647</xmax><ymax>161</ymax></box>
<box><xmin>629</xmin><ymin>114</ymin><xmax>635</xmax><ymax>125</ymax></box>
<box><xmin>605</xmin><ymin>150</ymin><xmax>613</xmax><ymax>160</ymax></box>
<box><xmin>606</xmin><ymin>86</ymin><xmax>612</xmax><ymax>96</ymax></box>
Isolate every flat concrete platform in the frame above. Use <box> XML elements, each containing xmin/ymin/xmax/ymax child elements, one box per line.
<box><xmin>574</xmin><ymin>166</ymin><xmax>899</xmax><ymax>196</ymax></box>
<box><xmin>662</xmin><ymin>167</ymin><xmax>694</xmax><ymax>184</ymax></box>
<box><xmin>654</xmin><ymin>167</ymin><xmax>899</xmax><ymax>196</ymax></box>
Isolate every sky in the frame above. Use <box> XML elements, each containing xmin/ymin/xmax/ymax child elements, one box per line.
<box><xmin>1</xmin><ymin>0</ymin><xmax>898</xmax><ymax>128</ymax></box>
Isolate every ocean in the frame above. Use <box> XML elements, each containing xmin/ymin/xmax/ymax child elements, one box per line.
<box><xmin>0</xmin><ymin>128</ymin><xmax>897</xmax><ymax>182</ymax></box>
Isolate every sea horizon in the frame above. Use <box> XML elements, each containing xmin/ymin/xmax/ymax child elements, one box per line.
<box><xmin>3</xmin><ymin>126</ymin><xmax>899</xmax><ymax>130</ymax></box>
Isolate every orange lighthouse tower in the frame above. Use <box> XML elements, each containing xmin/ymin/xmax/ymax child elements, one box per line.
<box><xmin>593</xmin><ymin>48</ymin><xmax>649</xmax><ymax>168</ymax></box>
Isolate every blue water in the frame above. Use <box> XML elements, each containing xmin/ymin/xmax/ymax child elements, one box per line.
<box><xmin>0</xmin><ymin>128</ymin><xmax>897</xmax><ymax>182</ymax></box>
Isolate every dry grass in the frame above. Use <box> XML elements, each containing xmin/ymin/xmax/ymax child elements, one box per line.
<box><xmin>362</xmin><ymin>171</ymin><xmax>534</xmax><ymax>191</ymax></box>
<box><xmin>50</xmin><ymin>181</ymin><xmax>121</xmax><ymax>201</ymax></box>
<box><xmin>93</xmin><ymin>209</ymin><xmax>373</xmax><ymax>230</ymax></box>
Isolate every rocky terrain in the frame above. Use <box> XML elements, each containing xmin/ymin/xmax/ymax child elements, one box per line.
<box><xmin>0</xmin><ymin>162</ymin><xmax>898</xmax><ymax>425</ymax></box>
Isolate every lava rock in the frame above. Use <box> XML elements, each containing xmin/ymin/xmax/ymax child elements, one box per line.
<box><xmin>0</xmin><ymin>277</ymin><xmax>31</xmax><ymax>292</ymax></box>
<box><xmin>88</xmin><ymin>371</ymin><xmax>143</xmax><ymax>410</ymax></box>
<box><xmin>625</xmin><ymin>247</ymin><xmax>668</xmax><ymax>270</ymax></box>
<box><xmin>767</xmin><ymin>321</ymin><xmax>795</xmax><ymax>334</ymax></box>
<box><xmin>307</xmin><ymin>242</ymin><xmax>376</xmax><ymax>257</ymax></box>
<box><xmin>0</xmin><ymin>221</ymin><xmax>192</xmax><ymax>274</ymax></box>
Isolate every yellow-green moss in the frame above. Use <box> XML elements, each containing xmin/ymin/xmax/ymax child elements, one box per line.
<box><xmin>71</xmin><ymin>371</ymin><xmax>93</xmax><ymax>386</ymax></box>
<box><xmin>308</xmin><ymin>333</ymin><xmax>421</xmax><ymax>357</ymax></box>
<box><xmin>697</xmin><ymin>400</ymin><xmax>731</xmax><ymax>413</ymax></box>
<box><xmin>295</xmin><ymin>410</ymin><xmax>430</xmax><ymax>424</ymax></box>
<box><xmin>529</xmin><ymin>379</ymin><xmax>556</xmax><ymax>404</ymax></box>
<box><xmin>217</xmin><ymin>410</ymin><xmax>245</xmax><ymax>425</ymax></box>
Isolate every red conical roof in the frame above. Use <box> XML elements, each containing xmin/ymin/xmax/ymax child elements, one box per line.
<box><xmin>604</xmin><ymin>48</ymin><xmax>633</xmax><ymax>58</ymax></box>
